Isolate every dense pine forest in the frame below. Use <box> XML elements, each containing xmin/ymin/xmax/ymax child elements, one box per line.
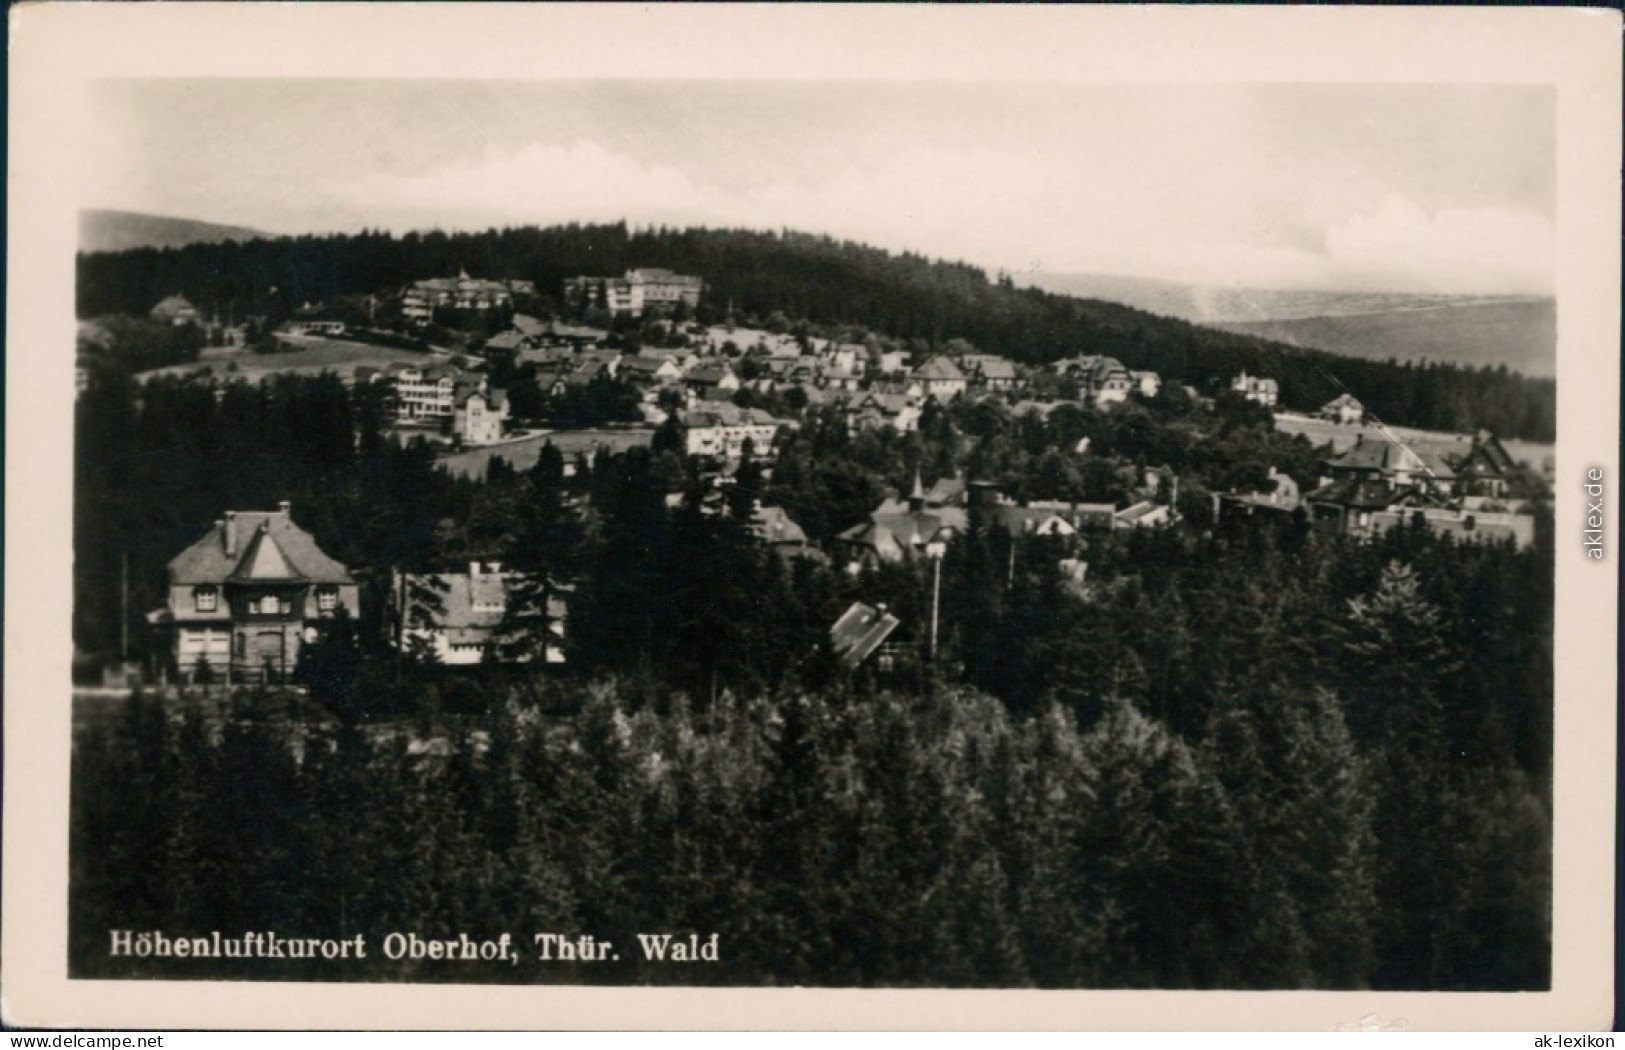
<box><xmin>72</xmin><ymin>365</ymin><xmax>1551</xmax><ymax>989</ymax></box>
<box><xmin>77</xmin><ymin>223</ymin><xmax>1555</xmax><ymax>440</ymax></box>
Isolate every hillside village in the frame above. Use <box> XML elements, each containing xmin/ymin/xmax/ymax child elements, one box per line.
<box><xmin>73</xmin><ymin>231</ymin><xmax>1555</xmax><ymax>992</ymax></box>
<box><xmin>79</xmin><ymin>257</ymin><xmax>1551</xmax><ymax>690</ymax></box>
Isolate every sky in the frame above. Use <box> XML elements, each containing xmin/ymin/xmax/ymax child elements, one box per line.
<box><xmin>82</xmin><ymin>80</ymin><xmax>1556</xmax><ymax>296</ymax></box>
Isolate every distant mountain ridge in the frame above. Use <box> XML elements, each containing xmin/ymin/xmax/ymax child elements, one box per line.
<box><xmin>80</xmin><ymin>209</ymin><xmax>267</xmax><ymax>254</ymax></box>
<box><xmin>1020</xmin><ymin>271</ymin><xmax>1555</xmax><ymax>379</ymax></box>
<box><xmin>1210</xmin><ymin>300</ymin><xmax>1556</xmax><ymax>380</ymax></box>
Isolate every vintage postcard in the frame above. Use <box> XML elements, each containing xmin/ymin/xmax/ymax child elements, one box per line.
<box><xmin>5</xmin><ymin>3</ymin><xmax>1619</xmax><ymax>1032</ymax></box>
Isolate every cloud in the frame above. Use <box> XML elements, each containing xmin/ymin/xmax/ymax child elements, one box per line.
<box><xmin>320</xmin><ymin>139</ymin><xmax>1552</xmax><ymax>297</ymax></box>
<box><xmin>1323</xmin><ymin>194</ymin><xmax>1554</xmax><ymax>294</ymax></box>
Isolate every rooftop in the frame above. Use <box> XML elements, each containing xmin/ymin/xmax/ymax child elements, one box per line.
<box><xmin>829</xmin><ymin>602</ymin><xmax>901</xmax><ymax>669</ymax></box>
<box><xmin>169</xmin><ymin>506</ymin><xmax>353</xmax><ymax>586</ymax></box>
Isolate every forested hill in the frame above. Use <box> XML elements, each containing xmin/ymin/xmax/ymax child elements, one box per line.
<box><xmin>77</xmin><ymin>223</ymin><xmax>1555</xmax><ymax>441</ymax></box>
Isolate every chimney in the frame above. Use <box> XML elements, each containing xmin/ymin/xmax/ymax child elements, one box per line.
<box><xmin>487</xmin><ymin>561</ymin><xmax>502</xmax><ymax>574</ymax></box>
<box><xmin>279</xmin><ymin>500</ymin><xmax>292</xmax><ymax>517</ymax></box>
<box><xmin>908</xmin><ymin>469</ymin><xmax>926</xmax><ymax>513</ymax></box>
<box><xmin>469</xmin><ymin>562</ymin><xmax>482</xmax><ymax>578</ymax></box>
<box><xmin>224</xmin><ymin>511</ymin><xmax>238</xmax><ymax>556</ymax></box>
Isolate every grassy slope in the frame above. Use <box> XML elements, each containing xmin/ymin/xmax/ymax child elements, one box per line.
<box><xmin>140</xmin><ymin>334</ymin><xmax>444</xmax><ymax>383</ymax></box>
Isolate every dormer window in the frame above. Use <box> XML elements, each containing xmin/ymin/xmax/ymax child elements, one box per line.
<box><xmin>194</xmin><ymin>586</ymin><xmax>218</xmax><ymax>612</ymax></box>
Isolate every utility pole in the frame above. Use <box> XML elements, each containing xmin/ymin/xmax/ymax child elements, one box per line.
<box><xmin>927</xmin><ymin>538</ymin><xmax>947</xmax><ymax>663</ymax></box>
<box><xmin>930</xmin><ymin>554</ymin><xmax>941</xmax><ymax>663</ymax></box>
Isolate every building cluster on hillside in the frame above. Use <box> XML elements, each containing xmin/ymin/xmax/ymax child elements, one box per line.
<box><xmin>835</xmin><ymin>471</ymin><xmax>1177</xmax><ymax>572</ymax></box>
<box><xmin>110</xmin><ymin>265</ymin><xmax>1543</xmax><ymax>693</ymax></box>
<box><xmin>1213</xmin><ymin>430</ymin><xmax>1535</xmax><ymax>549</ymax></box>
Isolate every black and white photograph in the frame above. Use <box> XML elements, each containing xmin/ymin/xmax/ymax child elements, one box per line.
<box><xmin>6</xmin><ymin>4</ymin><xmax>1618</xmax><ymax>1031</ymax></box>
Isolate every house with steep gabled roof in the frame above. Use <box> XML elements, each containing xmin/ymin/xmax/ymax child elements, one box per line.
<box><xmin>1231</xmin><ymin>370</ymin><xmax>1279</xmax><ymax>407</ymax></box>
<box><xmin>1303</xmin><ymin>477</ymin><xmax>1431</xmax><ymax>537</ymax></box>
<box><xmin>148</xmin><ymin>502</ymin><xmax>359</xmax><ymax>683</ymax></box>
<box><xmin>1452</xmin><ymin>430</ymin><xmax>1518</xmax><ymax>497</ymax></box>
<box><xmin>150</xmin><ymin>294</ymin><xmax>201</xmax><ymax>326</ymax></box>
<box><xmin>1212</xmin><ymin>467</ymin><xmax>1303</xmax><ymax>525</ymax></box>
<box><xmin>391</xmin><ymin>563</ymin><xmax>566</xmax><ymax>666</ymax></box>
<box><xmin>1323</xmin><ymin>434</ymin><xmax>1456</xmax><ymax>494</ymax></box>
<box><xmin>1131</xmin><ymin>371</ymin><xmax>1162</xmax><ymax>398</ymax></box>
<box><xmin>960</xmin><ymin>354</ymin><xmax>1022</xmax><ymax>391</ymax></box>
<box><xmin>683</xmin><ymin>360</ymin><xmax>740</xmax><ymax>396</ymax></box>
<box><xmin>484</xmin><ymin>330</ymin><xmax>532</xmax><ymax>354</ymax></box>
<box><xmin>1319</xmin><ymin>393</ymin><xmax>1364</xmax><ymax>424</ymax></box>
<box><xmin>830</xmin><ymin>602</ymin><xmax>902</xmax><ymax>669</ymax></box>
<box><xmin>846</xmin><ymin>391</ymin><xmax>921</xmax><ymax>433</ymax></box>
<box><xmin>618</xmin><ymin>353</ymin><xmax>685</xmax><ymax>386</ymax></box>
<box><xmin>1025</xmin><ymin>500</ymin><xmax>1118</xmax><ymax>531</ymax></box>
<box><xmin>912</xmin><ymin>355</ymin><xmax>968</xmax><ymax>401</ymax></box>
<box><xmin>1114</xmin><ymin>500</ymin><xmax>1175</xmax><ymax>529</ymax></box>
<box><xmin>682</xmin><ymin>401</ymin><xmax>784</xmax><ymax>459</ymax></box>
<box><xmin>1052</xmin><ymin>355</ymin><xmax>1134</xmax><ymax>406</ymax></box>
<box><xmin>454</xmin><ymin>383</ymin><xmax>508</xmax><ymax>446</ymax></box>
<box><xmin>745</xmin><ymin>502</ymin><xmax>820</xmax><ymax>561</ymax></box>
<box><xmin>837</xmin><ymin>472</ymin><xmax>967</xmax><ymax>568</ymax></box>
<box><xmin>511</xmin><ymin>314</ymin><xmax>549</xmax><ymax>338</ymax></box>
<box><xmin>987</xmin><ymin>504</ymin><xmax>1078</xmax><ymax>537</ymax></box>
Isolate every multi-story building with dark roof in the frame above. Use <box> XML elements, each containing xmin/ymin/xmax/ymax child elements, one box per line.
<box><xmin>565</xmin><ymin>269</ymin><xmax>703</xmax><ymax>318</ymax></box>
<box><xmin>1051</xmin><ymin>355</ymin><xmax>1135</xmax><ymax>406</ymax></box>
<box><xmin>149</xmin><ymin>502</ymin><xmax>359</xmax><ymax>683</ymax></box>
<box><xmin>400</xmin><ymin>271</ymin><xmax>534</xmax><ymax>325</ymax></box>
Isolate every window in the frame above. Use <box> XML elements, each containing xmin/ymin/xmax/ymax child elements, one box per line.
<box><xmin>318</xmin><ymin>588</ymin><xmax>337</xmax><ymax>612</ymax></box>
<box><xmin>279</xmin><ymin>598</ymin><xmax>293</xmax><ymax>615</ymax></box>
<box><xmin>194</xmin><ymin>587</ymin><xmax>218</xmax><ymax>612</ymax></box>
